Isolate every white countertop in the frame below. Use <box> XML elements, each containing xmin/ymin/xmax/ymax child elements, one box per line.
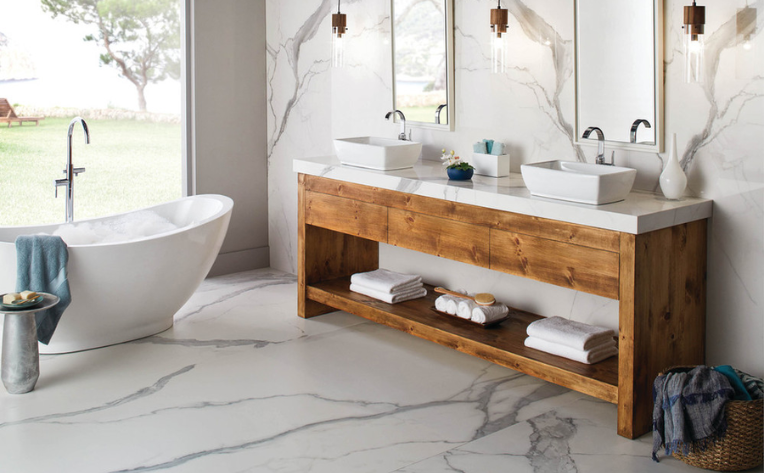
<box><xmin>293</xmin><ymin>156</ymin><xmax>712</xmax><ymax>235</ymax></box>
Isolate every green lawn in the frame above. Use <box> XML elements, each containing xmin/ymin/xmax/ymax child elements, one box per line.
<box><xmin>0</xmin><ymin>117</ymin><xmax>182</xmax><ymax>226</ymax></box>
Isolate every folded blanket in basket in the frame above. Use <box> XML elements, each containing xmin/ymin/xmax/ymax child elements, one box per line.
<box><xmin>349</xmin><ymin>283</ymin><xmax>426</xmax><ymax>304</ymax></box>
<box><xmin>652</xmin><ymin>366</ymin><xmax>735</xmax><ymax>462</ymax></box>
<box><xmin>526</xmin><ymin>316</ymin><xmax>616</xmax><ymax>351</ymax></box>
<box><xmin>350</xmin><ymin>269</ymin><xmax>422</xmax><ymax>294</ymax></box>
<box><xmin>523</xmin><ymin>336</ymin><xmax>617</xmax><ymax>365</ymax></box>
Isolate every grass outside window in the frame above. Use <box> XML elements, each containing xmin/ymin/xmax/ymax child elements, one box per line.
<box><xmin>0</xmin><ymin>117</ymin><xmax>181</xmax><ymax>227</ymax></box>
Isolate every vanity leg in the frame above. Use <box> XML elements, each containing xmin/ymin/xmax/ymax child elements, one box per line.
<box><xmin>617</xmin><ymin>221</ymin><xmax>707</xmax><ymax>438</ymax></box>
<box><xmin>298</xmin><ymin>174</ymin><xmax>379</xmax><ymax>318</ymax></box>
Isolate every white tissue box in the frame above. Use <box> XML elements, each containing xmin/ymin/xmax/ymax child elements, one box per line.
<box><xmin>472</xmin><ymin>152</ymin><xmax>510</xmax><ymax>177</ymax></box>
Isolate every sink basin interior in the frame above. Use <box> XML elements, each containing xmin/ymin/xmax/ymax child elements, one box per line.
<box><xmin>521</xmin><ymin>160</ymin><xmax>637</xmax><ymax>205</ymax></box>
<box><xmin>334</xmin><ymin>136</ymin><xmax>422</xmax><ymax>171</ymax></box>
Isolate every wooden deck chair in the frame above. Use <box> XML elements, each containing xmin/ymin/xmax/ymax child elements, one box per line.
<box><xmin>0</xmin><ymin>98</ymin><xmax>44</xmax><ymax>127</ymax></box>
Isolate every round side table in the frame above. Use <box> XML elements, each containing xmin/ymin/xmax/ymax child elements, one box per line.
<box><xmin>1</xmin><ymin>293</ymin><xmax>59</xmax><ymax>394</ymax></box>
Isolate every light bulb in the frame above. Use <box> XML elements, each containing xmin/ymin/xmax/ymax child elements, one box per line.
<box><xmin>742</xmin><ymin>35</ymin><xmax>753</xmax><ymax>51</ymax></box>
<box><xmin>491</xmin><ymin>32</ymin><xmax>507</xmax><ymax>74</ymax></box>
<box><xmin>332</xmin><ymin>33</ymin><xmax>344</xmax><ymax>68</ymax></box>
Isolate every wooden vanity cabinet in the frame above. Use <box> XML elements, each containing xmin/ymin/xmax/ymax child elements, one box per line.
<box><xmin>297</xmin><ymin>173</ymin><xmax>706</xmax><ymax>439</ymax></box>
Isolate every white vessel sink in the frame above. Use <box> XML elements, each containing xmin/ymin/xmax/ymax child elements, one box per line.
<box><xmin>334</xmin><ymin>137</ymin><xmax>422</xmax><ymax>170</ymax></box>
<box><xmin>521</xmin><ymin>160</ymin><xmax>637</xmax><ymax>205</ymax></box>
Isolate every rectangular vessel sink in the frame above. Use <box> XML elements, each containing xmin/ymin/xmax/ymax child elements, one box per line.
<box><xmin>334</xmin><ymin>137</ymin><xmax>422</xmax><ymax>170</ymax></box>
<box><xmin>521</xmin><ymin>160</ymin><xmax>637</xmax><ymax>205</ymax></box>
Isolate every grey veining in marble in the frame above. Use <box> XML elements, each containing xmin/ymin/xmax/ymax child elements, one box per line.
<box><xmin>0</xmin><ymin>269</ymin><xmax>714</xmax><ymax>472</ymax></box>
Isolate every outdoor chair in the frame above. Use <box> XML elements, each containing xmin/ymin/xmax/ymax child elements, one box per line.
<box><xmin>0</xmin><ymin>98</ymin><xmax>44</xmax><ymax>127</ymax></box>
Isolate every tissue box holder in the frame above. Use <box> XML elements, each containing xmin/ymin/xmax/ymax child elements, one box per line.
<box><xmin>472</xmin><ymin>152</ymin><xmax>510</xmax><ymax>177</ymax></box>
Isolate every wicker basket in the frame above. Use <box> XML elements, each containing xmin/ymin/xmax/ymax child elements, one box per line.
<box><xmin>661</xmin><ymin>367</ymin><xmax>764</xmax><ymax>471</ymax></box>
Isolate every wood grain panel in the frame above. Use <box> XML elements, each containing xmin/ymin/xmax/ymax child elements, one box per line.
<box><xmin>307</xmin><ymin>278</ymin><xmax>619</xmax><ymax>403</ymax></box>
<box><xmin>298</xmin><ymin>175</ymin><xmax>379</xmax><ymax>318</ymax></box>
<box><xmin>617</xmin><ymin>220</ymin><xmax>707</xmax><ymax>438</ymax></box>
<box><xmin>305</xmin><ymin>191</ymin><xmax>387</xmax><ymax>243</ymax></box>
<box><xmin>490</xmin><ymin>229</ymin><xmax>620</xmax><ymax>299</ymax></box>
<box><xmin>304</xmin><ymin>174</ymin><xmax>620</xmax><ymax>252</ymax></box>
<box><xmin>388</xmin><ymin>208</ymin><xmax>490</xmax><ymax>268</ymax></box>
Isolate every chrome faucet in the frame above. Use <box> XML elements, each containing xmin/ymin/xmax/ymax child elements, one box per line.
<box><xmin>435</xmin><ymin>104</ymin><xmax>447</xmax><ymax>124</ymax></box>
<box><xmin>630</xmin><ymin>119</ymin><xmax>652</xmax><ymax>143</ymax></box>
<box><xmin>55</xmin><ymin>117</ymin><xmax>90</xmax><ymax>223</ymax></box>
<box><xmin>582</xmin><ymin>126</ymin><xmax>612</xmax><ymax>165</ymax></box>
<box><xmin>385</xmin><ymin>109</ymin><xmax>411</xmax><ymax>141</ymax></box>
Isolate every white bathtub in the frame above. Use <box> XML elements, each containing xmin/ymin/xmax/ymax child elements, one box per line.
<box><xmin>0</xmin><ymin>195</ymin><xmax>233</xmax><ymax>354</ymax></box>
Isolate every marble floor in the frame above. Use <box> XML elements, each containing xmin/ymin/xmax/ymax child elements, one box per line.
<box><xmin>0</xmin><ymin>269</ymin><xmax>750</xmax><ymax>473</ymax></box>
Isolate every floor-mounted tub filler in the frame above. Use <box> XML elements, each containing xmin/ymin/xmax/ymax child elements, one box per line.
<box><xmin>0</xmin><ymin>195</ymin><xmax>233</xmax><ymax>354</ymax></box>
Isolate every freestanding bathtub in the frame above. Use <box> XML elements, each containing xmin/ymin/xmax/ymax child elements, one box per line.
<box><xmin>0</xmin><ymin>195</ymin><xmax>233</xmax><ymax>354</ymax></box>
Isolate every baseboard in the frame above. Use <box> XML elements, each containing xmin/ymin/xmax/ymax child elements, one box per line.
<box><xmin>207</xmin><ymin>246</ymin><xmax>270</xmax><ymax>277</ymax></box>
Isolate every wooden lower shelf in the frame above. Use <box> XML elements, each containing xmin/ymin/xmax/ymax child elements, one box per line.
<box><xmin>307</xmin><ymin>278</ymin><xmax>619</xmax><ymax>404</ymax></box>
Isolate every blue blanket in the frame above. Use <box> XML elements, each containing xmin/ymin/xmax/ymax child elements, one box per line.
<box><xmin>652</xmin><ymin>366</ymin><xmax>734</xmax><ymax>461</ymax></box>
<box><xmin>15</xmin><ymin>235</ymin><xmax>72</xmax><ymax>345</ymax></box>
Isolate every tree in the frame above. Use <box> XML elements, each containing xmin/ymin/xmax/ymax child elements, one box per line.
<box><xmin>41</xmin><ymin>0</ymin><xmax>181</xmax><ymax>112</ymax></box>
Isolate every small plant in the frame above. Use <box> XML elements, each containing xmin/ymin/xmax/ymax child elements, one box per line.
<box><xmin>440</xmin><ymin>149</ymin><xmax>474</xmax><ymax>170</ymax></box>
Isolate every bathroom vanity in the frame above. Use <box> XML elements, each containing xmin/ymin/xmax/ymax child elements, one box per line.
<box><xmin>294</xmin><ymin>156</ymin><xmax>712</xmax><ymax>439</ymax></box>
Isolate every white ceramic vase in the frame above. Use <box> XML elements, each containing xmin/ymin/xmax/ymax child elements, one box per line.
<box><xmin>659</xmin><ymin>133</ymin><xmax>687</xmax><ymax>200</ymax></box>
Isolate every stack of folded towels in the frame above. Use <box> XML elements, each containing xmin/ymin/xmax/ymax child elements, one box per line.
<box><xmin>350</xmin><ymin>268</ymin><xmax>426</xmax><ymax>304</ymax></box>
<box><xmin>524</xmin><ymin>316</ymin><xmax>617</xmax><ymax>364</ymax></box>
<box><xmin>435</xmin><ymin>292</ymin><xmax>509</xmax><ymax>324</ymax></box>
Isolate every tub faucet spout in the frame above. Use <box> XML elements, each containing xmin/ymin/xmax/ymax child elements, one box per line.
<box><xmin>55</xmin><ymin>117</ymin><xmax>90</xmax><ymax>223</ymax></box>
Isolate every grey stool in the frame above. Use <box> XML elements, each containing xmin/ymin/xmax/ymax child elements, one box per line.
<box><xmin>1</xmin><ymin>293</ymin><xmax>59</xmax><ymax>394</ymax></box>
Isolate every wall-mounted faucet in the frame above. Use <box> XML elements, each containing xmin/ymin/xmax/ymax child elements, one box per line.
<box><xmin>630</xmin><ymin>119</ymin><xmax>652</xmax><ymax>143</ymax></box>
<box><xmin>582</xmin><ymin>126</ymin><xmax>613</xmax><ymax>165</ymax></box>
<box><xmin>54</xmin><ymin>117</ymin><xmax>90</xmax><ymax>223</ymax></box>
<box><xmin>435</xmin><ymin>104</ymin><xmax>447</xmax><ymax>124</ymax></box>
<box><xmin>385</xmin><ymin>109</ymin><xmax>411</xmax><ymax>141</ymax></box>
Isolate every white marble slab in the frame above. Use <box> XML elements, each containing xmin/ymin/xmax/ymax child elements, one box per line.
<box><xmin>294</xmin><ymin>156</ymin><xmax>712</xmax><ymax>234</ymax></box>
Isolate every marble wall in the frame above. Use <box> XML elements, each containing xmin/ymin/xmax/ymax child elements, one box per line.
<box><xmin>267</xmin><ymin>0</ymin><xmax>763</xmax><ymax>375</ymax></box>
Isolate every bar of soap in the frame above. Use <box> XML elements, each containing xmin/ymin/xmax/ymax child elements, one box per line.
<box><xmin>20</xmin><ymin>291</ymin><xmax>38</xmax><ymax>300</ymax></box>
<box><xmin>3</xmin><ymin>293</ymin><xmax>21</xmax><ymax>304</ymax></box>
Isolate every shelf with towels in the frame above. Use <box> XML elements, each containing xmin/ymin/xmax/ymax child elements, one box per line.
<box><xmin>308</xmin><ymin>277</ymin><xmax>619</xmax><ymax>403</ymax></box>
<box><xmin>297</xmin><ymin>173</ymin><xmax>708</xmax><ymax>440</ymax></box>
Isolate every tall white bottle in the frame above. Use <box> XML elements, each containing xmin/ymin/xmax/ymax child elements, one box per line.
<box><xmin>660</xmin><ymin>133</ymin><xmax>687</xmax><ymax>200</ymax></box>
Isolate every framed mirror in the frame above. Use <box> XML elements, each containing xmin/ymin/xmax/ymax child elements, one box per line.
<box><xmin>575</xmin><ymin>0</ymin><xmax>664</xmax><ymax>152</ymax></box>
<box><xmin>391</xmin><ymin>0</ymin><xmax>455</xmax><ymax>130</ymax></box>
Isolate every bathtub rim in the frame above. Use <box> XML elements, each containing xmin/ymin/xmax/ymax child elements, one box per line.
<box><xmin>0</xmin><ymin>194</ymin><xmax>234</xmax><ymax>248</ymax></box>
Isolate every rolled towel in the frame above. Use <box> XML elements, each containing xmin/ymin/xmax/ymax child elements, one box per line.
<box><xmin>457</xmin><ymin>299</ymin><xmax>478</xmax><ymax>319</ymax></box>
<box><xmin>435</xmin><ymin>294</ymin><xmax>455</xmax><ymax>313</ymax></box>
<box><xmin>471</xmin><ymin>303</ymin><xmax>509</xmax><ymax>324</ymax></box>
<box><xmin>445</xmin><ymin>298</ymin><xmax>458</xmax><ymax>315</ymax></box>
<box><xmin>350</xmin><ymin>269</ymin><xmax>423</xmax><ymax>294</ymax></box>
<box><xmin>526</xmin><ymin>316</ymin><xmax>616</xmax><ymax>351</ymax></box>
<box><xmin>350</xmin><ymin>283</ymin><xmax>426</xmax><ymax>304</ymax></box>
<box><xmin>524</xmin><ymin>336</ymin><xmax>618</xmax><ymax>365</ymax></box>
<box><xmin>490</xmin><ymin>142</ymin><xmax>505</xmax><ymax>156</ymax></box>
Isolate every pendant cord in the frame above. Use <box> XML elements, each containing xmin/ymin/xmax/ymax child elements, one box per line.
<box><xmin>337</xmin><ymin>0</ymin><xmax>341</xmax><ymax>14</ymax></box>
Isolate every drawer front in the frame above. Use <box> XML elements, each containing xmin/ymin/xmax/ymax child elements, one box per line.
<box><xmin>490</xmin><ymin>229</ymin><xmax>619</xmax><ymax>299</ymax></box>
<box><xmin>305</xmin><ymin>191</ymin><xmax>388</xmax><ymax>242</ymax></box>
<box><xmin>388</xmin><ymin>209</ymin><xmax>490</xmax><ymax>268</ymax></box>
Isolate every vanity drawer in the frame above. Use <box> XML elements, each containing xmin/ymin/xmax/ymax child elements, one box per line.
<box><xmin>305</xmin><ymin>191</ymin><xmax>388</xmax><ymax>243</ymax></box>
<box><xmin>490</xmin><ymin>229</ymin><xmax>619</xmax><ymax>299</ymax></box>
<box><xmin>388</xmin><ymin>209</ymin><xmax>490</xmax><ymax>268</ymax></box>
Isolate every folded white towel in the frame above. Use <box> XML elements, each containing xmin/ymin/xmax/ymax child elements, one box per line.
<box><xmin>350</xmin><ymin>269</ymin><xmax>423</xmax><ymax>294</ymax></box>
<box><xmin>350</xmin><ymin>283</ymin><xmax>426</xmax><ymax>304</ymax></box>
<box><xmin>471</xmin><ymin>303</ymin><xmax>509</xmax><ymax>324</ymax></box>
<box><xmin>526</xmin><ymin>316</ymin><xmax>616</xmax><ymax>351</ymax></box>
<box><xmin>457</xmin><ymin>299</ymin><xmax>477</xmax><ymax>319</ymax></box>
<box><xmin>524</xmin><ymin>336</ymin><xmax>618</xmax><ymax>364</ymax></box>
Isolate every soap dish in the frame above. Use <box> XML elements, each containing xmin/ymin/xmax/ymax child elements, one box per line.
<box><xmin>472</xmin><ymin>152</ymin><xmax>510</xmax><ymax>177</ymax></box>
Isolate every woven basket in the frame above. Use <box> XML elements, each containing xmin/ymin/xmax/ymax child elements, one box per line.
<box><xmin>661</xmin><ymin>367</ymin><xmax>764</xmax><ymax>471</ymax></box>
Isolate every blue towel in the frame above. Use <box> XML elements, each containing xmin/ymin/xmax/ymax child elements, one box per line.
<box><xmin>482</xmin><ymin>139</ymin><xmax>494</xmax><ymax>154</ymax></box>
<box><xmin>714</xmin><ymin>365</ymin><xmax>752</xmax><ymax>401</ymax></box>
<box><xmin>490</xmin><ymin>142</ymin><xmax>505</xmax><ymax>156</ymax></box>
<box><xmin>15</xmin><ymin>235</ymin><xmax>72</xmax><ymax>345</ymax></box>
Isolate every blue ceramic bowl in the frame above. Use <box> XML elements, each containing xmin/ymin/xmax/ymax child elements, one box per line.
<box><xmin>447</xmin><ymin>167</ymin><xmax>474</xmax><ymax>180</ymax></box>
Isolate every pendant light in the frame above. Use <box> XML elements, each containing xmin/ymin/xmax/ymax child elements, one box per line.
<box><xmin>683</xmin><ymin>1</ymin><xmax>705</xmax><ymax>83</ymax></box>
<box><xmin>332</xmin><ymin>0</ymin><xmax>347</xmax><ymax>68</ymax></box>
<box><xmin>490</xmin><ymin>0</ymin><xmax>508</xmax><ymax>73</ymax></box>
